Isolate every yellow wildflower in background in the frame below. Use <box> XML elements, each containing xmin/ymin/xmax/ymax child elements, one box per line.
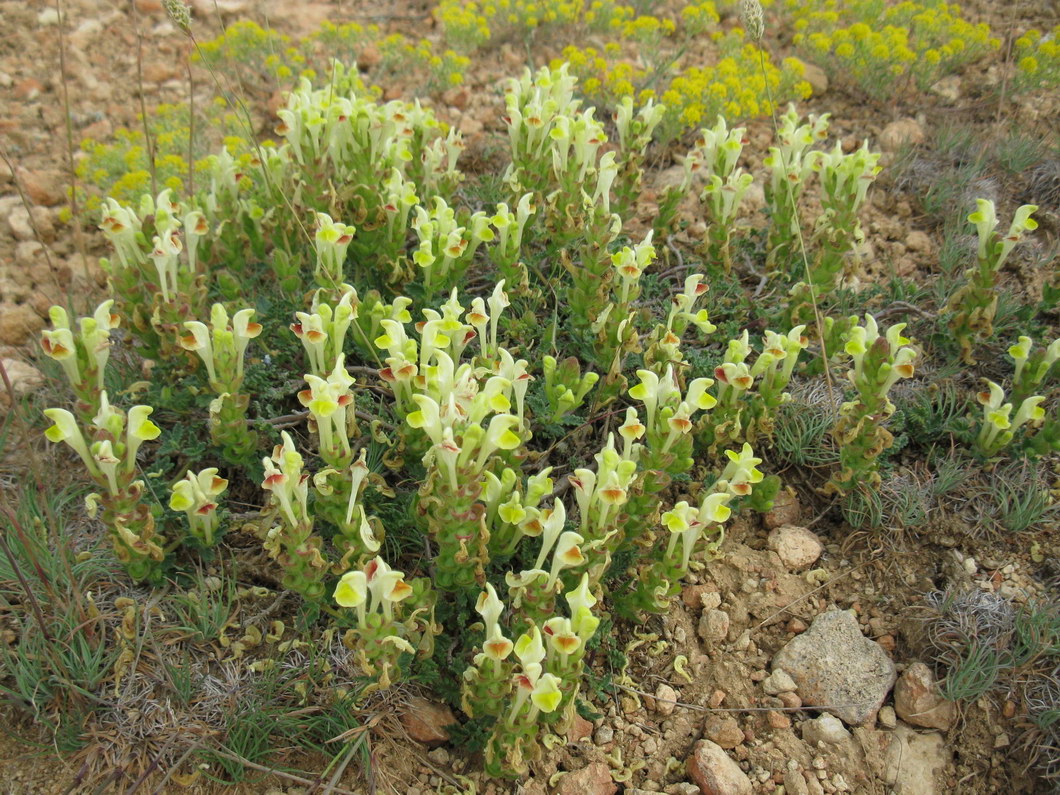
<box><xmin>1014</xmin><ymin>25</ymin><xmax>1060</xmax><ymax>92</ymax></box>
<box><xmin>564</xmin><ymin>30</ymin><xmax>809</xmax><ymax>141</ymax></box>
<box><xmin>786</xmin><ymin>0</ymin><xmax>999</xmax><ymax>98</ymax></box>
<box><xmin>437</xmin><ymin>0</ymin><xmax>634</xmax><ymax>51</ymax></box>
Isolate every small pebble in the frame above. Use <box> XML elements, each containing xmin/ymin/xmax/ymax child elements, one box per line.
<box><xmin>701</xmin><ymin>591</ymin><xmax>722</xmax><ymax>611</ymax></box>
<box><xmin>802</xmin><ymin>714</ymin><xmax>850</xmax><ymax>746</ymax></box>
<box><xmin>763</xmin><ymin>668</ymin><xmax>797</xmax><ymax>695</ymax></box>
<box><xmin>654</xmin><ymin>683</ymin><xmax>677</xmax><ymax>717</ymax></box>
<box><xmin>768</xmin><ymin>710</ymin><xmax>792</xmax><ymax>729</ymax></box>
<box><xmin>787</xmin><ymin>618</ymin><xmax>808</xmax><ymax>634</ymax></box>
<box><xmin>594</xmin><ymin>725</ymin><xmax>614</xmax><ymax>745</ymax></box>
<box><xmin>698</xmin><ymin>609</ymin><xmax>730</xmax><ymax>644</ymax></box>
<box><xmin>878</xmin><ymin>706</ymin><xmax>897</xmax><ymax>729</ymax></box>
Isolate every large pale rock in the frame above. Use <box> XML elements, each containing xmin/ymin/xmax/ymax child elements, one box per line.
<box><xmin>739</xmin><ymin>182</ymin><xmax>765</xmax><ymax>215</ymax></box>
<box><xmin>263</xmin><ymin>0</ymin><xmax>332</xmax><ymax>36</ymax></box>
<box><xmin>0</xmin><ymin>359</ymin><xmax>44</xmax><ymax>409</ymax></box>
<box><xmin>458</xmin><ymin>115</ymin><xmax>484</xmax><ymax>139</ymax></box>
<box><xmin>699</xmin><ymin>608</ymin><xmax>730</xmax><ymax>644</ymax></box>
<box><xmin>792</xmin><ymin>58</ymin><xmax>828</xmax><ymax>95</ymax></box>
<box><xmin>6</xmin><ymin>205</ymin><xmax>54</xmax><ymax>242</ymax></box>
<box><xmin>801</xmin><ymin>713</ymin><xmax>850</xmax><ymax>746</ymax></box>
<box><xmin>359</xmin><ymin>44</ymin><xmax>384</xmax><ymax>70</ymax></box>
<box><xmin>772</xmin><ymin>610</ymin><xmax>896</xmax><ymax>725</ymax></box>
<box><xmin>16</xmin><ymin>168</ymin><xmax>64</xmax><ymax>207</ymax></box>
<box><xmin>883</xmin><ymin>725</ymin><xmax>949</xmax><ymax>795</ymax></box>
<box><xmin>0</xmin><ymin>304</ymin><xmax>45</xmax><ymax>345</ymax></box>
<box><xmin>783</xmin><ymin>769</ymin><xmax>812</xmax><ymax>795</ymax></box>
<box><xmin>399</xmin><ymin>697</ymin><xmax>456</xmax><ymax>747</ymax></box>
<box><xmin>15</xmin><ymin>240</ymin><xmax>44</xmax><ymax>268</ymax></box>
<box><xmin>894</xmin><ymin>662</ymin><xmax>955</xmax><ymax>731</ymax></box>
<box><xmin>686</xmin><ymin>740</ymin><xmax>752</xmax><ymax>795</ymax></box>
<box><xmin>142</xmin><ymin>61</ymin><xmax>178</xmax><ymax>84</ymax></box>
<box><xmin>879</xmin><ymin>119</ymin><xmax>924</xmax><ymax>153</ymax></box>
<box><xmin>191</xmin><ymin>0</ymin><xmax>252</xmax><ymax>12</ymax></box>
<box><xmin>13</xmin><ymin>78</ymin><xmax>43</xmax><ymax>101</ymax></box>
<box><xmin>654</xmin><ymin>164</ymin><xmax>706</xmax><ymax>193</ymax></box>
<box><xmin>553</xmin><ymin>762</ymin><xmax>617</xmax><ymax>795</ymax></box>
<box><xmin>767</xmin><ymin>525</ymin><xmax>823</xmax><ymax>570</ymax></box>
<box><xmin>7</xmin><ymin>205</ymin><xmax>34</xmax><ymax>241</ymax></box>
<box><xmin>931</xmin><ymin>75</ymin><xmax>961</xmax><ymax>102</ymax></box>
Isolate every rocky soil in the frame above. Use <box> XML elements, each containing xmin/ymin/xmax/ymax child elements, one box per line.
<box><xmin>1</xmin><ymin>0</ymin><xmax>1058</xmax><ymax>793</ymax></box>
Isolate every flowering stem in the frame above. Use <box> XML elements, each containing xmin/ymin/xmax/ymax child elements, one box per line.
<box><xmin>756</xmin><ymin>47</ymin><xmax>836</xmax><ymax>403</ymax></box>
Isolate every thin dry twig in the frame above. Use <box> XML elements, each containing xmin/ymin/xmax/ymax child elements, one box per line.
<box><xmin>124</xmin><ymin>734</ymin><xmax>178</xmax><ymax>795</ymax></box>
<box><xmin>146</xmin><ymin>740</ymin><xmax>203</xmax><ymax>795</ymax></box>
<box><xmin>321</xmin><ymin>735</ymin><xmax>366</xmax><ymax>795</ymax></box>
<box><xmin>874</xmin><ymin>300</ymin><xmax>937</xmax><ymax>323</ymax></box>
<box><xmin>611</xmin><ymin>681</ymin><xmax>887</xmax><ymax>714</ymax></box>
<box><xmin>54</xmin><ymin>0</ymin><xmax>90</xmax><ymax>283</ymax></box>
<box><xmin>0</xmin><ymin>500</ymin><xmax>55</xmax><ymax>643</ymax></box>
<box><xmin>186</xmin><ymin>59</ymin><xmax>195</xmax><ymax>198</ymax></box>
<box><xmin>206</xmin><ymin>748</ymin><xmax>360</xmax><ymax>795</ymax></box>
<box><xmin>754</xmin><ymin>44</ymin><xmax>836</xmax><ymax>406</ymax></box>
<box><xmin>132</xmin><ymin>2</ymin><xmax>158</xmax><ymax>200</ymax></box>
<box><xmin>348</xmin><ymin>366</ymin><xmax>382</xmax><ymax>380</ymax></box>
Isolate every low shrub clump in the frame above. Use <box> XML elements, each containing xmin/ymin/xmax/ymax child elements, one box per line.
<box><xmin>4</xmin><ymin>0</ymin><xmax>1058</xmax><ymax>788</ymax></box>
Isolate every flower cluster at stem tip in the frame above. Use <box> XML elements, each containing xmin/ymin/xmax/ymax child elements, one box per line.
<box><xmin>1014</xmin><ymin>26</ymin><xmax>1060</xmax><ymax>91</ymax></box>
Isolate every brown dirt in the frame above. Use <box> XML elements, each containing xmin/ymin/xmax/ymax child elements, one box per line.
<box><xmin>1</xmin><ymin>0</ymin><xmax>1059</xmax><ymax>793</ymax></box>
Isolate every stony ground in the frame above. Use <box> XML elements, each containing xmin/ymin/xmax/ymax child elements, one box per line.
<box><xmin>1</xmin><ymin>0</ymin><xmax>1059</xmax><ymax>793</ymax></box>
